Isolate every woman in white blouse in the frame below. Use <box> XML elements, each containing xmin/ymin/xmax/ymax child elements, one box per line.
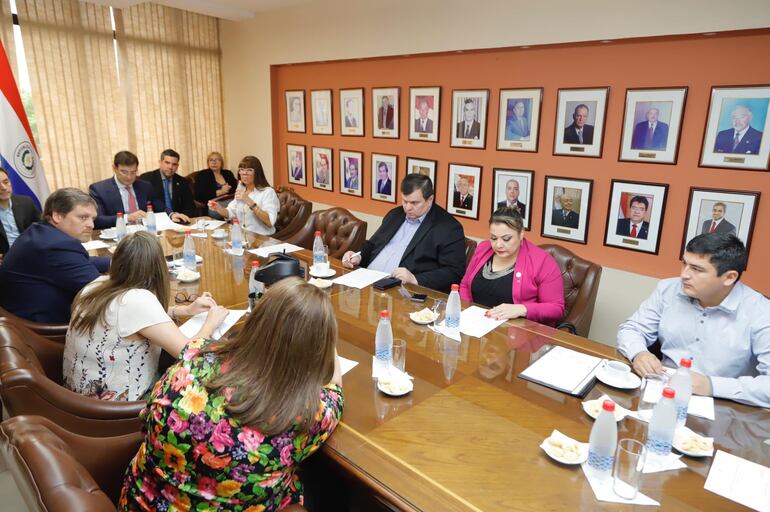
<box><xmin>63</xmin><ymin>231</ymin><xmax>228</xmax><ymax>401</ymax></box>
<box><xmin>208</xmin><ymin>155</ymin><xmax>280</xmax><ymax>236</ymax></box>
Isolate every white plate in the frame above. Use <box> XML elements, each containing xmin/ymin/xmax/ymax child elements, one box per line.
<box><xmin>540</xmin><ymin>431</ymin><xmax>588</xmax><ymax>465</ymax></box>
<box><xmin>99</xmin><ymin>230</ymin><xmax>117</xmax><ymax>240</ymax></box>
<box><xmin>225</xmin><ymin>248</ymin><xmax>244</xmax><ymax>256</ymax></box>
<box><xmin>176</xmin><ymin>271</ymin><xmax>200</xmax><ymax>283</ymax></box>
<box><xmin>211</xmin><ymin>232</ymin><xmax>227</xmax><ymax>240</ymax></box>
<box><xmin>309</xmin><ymin>266</ymin><xmax>336</xmax><ymax>278</ymax></box>
<box><xmin>308</xmin><ymin>277</ymin><xmax>333</xmax><ymax>289</ymax></box>
<box><xmin>582</xmin><ymin>397</ymin><xmax>628</xmax><ymax>422</ymax></box>
<box><xmin>595</xmin><ymin>365</ymin><xmax>642</xmax><ymax>390</ymax></box>
<box><xmin>673</xmin><ymin>428</ymin><xmax>714</xmax><ymax>458</ymax></box>
<box><xmin>409</xmin><ymin>311</ymin><xmax>438</xmax><ymax>325</ymax></box>
<box><xmin>377</xmin><ymin>378</ymin><xmax>413</xmax><ymax>397</ymax></box>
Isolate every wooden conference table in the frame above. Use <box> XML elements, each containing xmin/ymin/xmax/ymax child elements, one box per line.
<box><xmin>93</xmin><ymin>225</ymin><xmax>770</xmax><ymax>511</ymax></box>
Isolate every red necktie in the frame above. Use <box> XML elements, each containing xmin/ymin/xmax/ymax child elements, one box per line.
<box><xmin>630</xmin><ymin>223</ymin><xmax>638</xmax><ymax>238</ymax></box>
<box><xmin>710</xmin><ymin>221</ymin><xmax>716</xmax><ymax>234</ymax></box>
<box><xmin>125</xmin><ymin>186</ymin><xmax>138</xmax><ymax>213</ymax></box>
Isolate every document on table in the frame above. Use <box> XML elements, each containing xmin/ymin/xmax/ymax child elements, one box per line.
<box><xmin>459</xmin><ymin>305</ymin><xmax>505</xmax><ymax>338</ymax></box>
<box><xmin>202</xmin><ymin>219</ymin><xmax>226</xmax><ymax>230</ymax></box>
<box><xmin>705</xmin><ymin>450</ymin><xmax>770</xmax><ymax>512</ymax></box>
<box><xmin>331</xmin><ymin>268</ymin><xmax>389</xmax><ymax>289</ymax></box>
<box><xmin>153</xmin><ymin>212</ymin><xmax>189</xmax><ymax>232</ymax></box>
<box><xmin>247</xmin><ymin>243</ymin><xmax>303</xmax><ymax>258</ymax></box>
<box><xmin>179</xmin><ymin>309</ymin><xmax>247</xmax><ymax>340</ymax></box>
<box><xmin>82</xmin><ymin>240</ymin><xmax>110</xmax><ymax>251</ymax></box>
<box><xmin>519</xmin><ymin>345</ymin><xmax>602</xmax><ymax>397</ymax></box>
<box><xmin>339</xmin><ymin>356</ymin><xmax>358</xmax><ymax>376</ymax></box>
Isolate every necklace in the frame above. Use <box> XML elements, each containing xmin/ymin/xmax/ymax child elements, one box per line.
<box><xmin>482</xmin><ymin>258</ymin><xmax>515</xmax><ymax>280</ymax></box>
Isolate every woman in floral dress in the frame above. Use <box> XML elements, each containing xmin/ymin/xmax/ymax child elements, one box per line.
<box><xmin>120</xmin><ymin>277</ymin><xmax>344</xmax><ymax>511</ymax></box>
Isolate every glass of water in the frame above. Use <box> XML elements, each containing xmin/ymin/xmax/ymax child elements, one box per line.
<box><xmin>613</xmin><ymin>438</ymin><xmax>647</xmax><ymax>500</ymax></box>
<box><xmin>637</xmin><ymin>374</ymin><xmax>669</xmax><ymax>422</ymax></box>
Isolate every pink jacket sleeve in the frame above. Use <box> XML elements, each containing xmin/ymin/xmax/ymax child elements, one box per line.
<box><xmin>518</xmin><ymin>253</ymin><xmax>565</xmax><ymax>325</ymax></box>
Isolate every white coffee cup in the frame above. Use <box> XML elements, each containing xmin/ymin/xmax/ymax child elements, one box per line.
<box><xmin>213</xmin><ymin>228</ymin><xmax>225</xmax><ymax>238</ymax></box>
<box><xmin>604</xmin><ymin>360</ymin><xmax>632</xmax><ymax>380</ymax></box>
<box><xmin>314</xmin><ymin>261</ymin><xmax>330</xmax><ymax>274</ymax></box>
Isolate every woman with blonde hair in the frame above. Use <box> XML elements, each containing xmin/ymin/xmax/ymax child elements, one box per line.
<box><xmin>63</xmin><ymin>231</ymin><xmax>228</xmax><ymax>401</ymax></box>
<box><xmin>120</xmin><ymin>277</ymin><xmax>343</xmax><ymax>511</ymax></box>
<box><xmin>194</xmin><ymin>151</ymin><xmax>238</xmax><ymax>204</ymax></box>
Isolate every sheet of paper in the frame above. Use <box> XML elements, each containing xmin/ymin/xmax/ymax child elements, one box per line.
<box><xmin>642</xmin><ymin>452</ymin><xmax>687</xmax><ymax>474</ymax></box>
<box><xmin>179</xmin><ymin>309</ymin><xmax>247</xmax><ymax>341</ymax></box>
<box><xmin>428</xmin><ymin>321</ymin><xmax>461</xmax><ymax>342</ymax></box>
<box><xmin>202</xmin><ymin>219</ymin><xmax>226</xmax><ymax>230</ymax></box>
<box><xmin>339</xmin><ymin>356</ymin><xmax>358</xmax><ymax>376</ymax></box>
<box><xmin>153</xmin><ymin>212</ymin><xmax>189</xmax><ymax>232</ymax></box>
<box><xmin>248</xmin><ymin>243</ymin><xmax>304</xmax><ymax>258</ymax></box>
<box><xmin>519</xmin><ymin>346</ymin><xmax>602</xmax><ymax>394</ymax></box>
<box><xmin>82</xmin><ymin>240</ymin><xmax>109</xmax><ymax>251</ymax></box>
<box><xmin>331</xmin><ymin>268</ymin><xmax>389</xmax><ymax>289</ymax></box>
<box><xmin>191</xmin><ymin>232</ymin><xmax>208</xmax><ymax>238</ymax></box>
<box><xmin>704</xmin><ymin>450</ymin><xmax>770</xmax><ymax>512</ymax></box>
<box><xmin>459</xmin><ymin>305</ymin><xmax>505</xmax><ymax>338</ymax></box>
<box><xmin>687</xmin><ymin>395</ymin><xmax>715</xmax><ymax>421</ymax></box>
<box><xmin>581</xmin><ymin>463</ymin><xmax>660</xmax><ymax>506</ymax></box>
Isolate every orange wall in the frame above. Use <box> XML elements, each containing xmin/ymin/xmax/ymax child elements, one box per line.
<box><xmin>271</xmin><ymin>30</ymin><xmax>770</xmax><ymax>293</ymax></box>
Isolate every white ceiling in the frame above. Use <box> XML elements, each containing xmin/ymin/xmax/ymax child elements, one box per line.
<box><xmin>92</xmin><ymin>0</ymin><xmax>313</xmax><ymax>21</ymax></box>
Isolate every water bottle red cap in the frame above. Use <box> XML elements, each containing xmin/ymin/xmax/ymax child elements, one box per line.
<box><xmin>117</xmin><ymin>212</ymin><xmax>123</xmax><ymax>217</ymax></box>
<box><xmin>185</xmin><ymin>230</ymin><xmax>191</xmax><ymax>235</ymax></box>
<box><xmin>379</xmin><ymin>310</ymin><xmax>389</xmax><ymax>318</ymax></box>
<box><xmin>602</xmin><ymin>400</ymin><xmax>615</xmax><ymax>412</ymax></box>
<box><xmin>679</xmin><ymin>358</ymin><xmax>692</xmax><ymax>368</ymax></box>
<box><xmin>662</xmin><ymin>387</ymin><xmax>676</xmax><ymax>399</ymax></box>
<box><xmin>251</xmin><ymin>261</ymin><xmax>260</xmax><ymax>267</ymax></box>
<box><xmin>451</xmin><ymin>284</ymin><xmax>460</xmax><ymax>291</ymax></box>
<box><xmin>233</xmin><ymin>218</ymin><xmax>239</xmax><ymax>224</ymax></box>
<box><xmin>146</xmin><ymin>203</ymin><xmax>153</xmax><ymax>210</ymax></box>
<box><xmin>315</xmin><ymin>230</ymin><xmax>321</xmax><ymax>236</ymax></box>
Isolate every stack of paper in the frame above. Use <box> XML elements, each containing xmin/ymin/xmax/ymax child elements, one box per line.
<box><xmin>331</xmin><ymin>268</ymin><xmax>388</xmax><ymax>289</ymax></box>
<box><xmin>519</xmin><ymin>345</ymin><xmax>602</xmax><ymax>397</ymax></box>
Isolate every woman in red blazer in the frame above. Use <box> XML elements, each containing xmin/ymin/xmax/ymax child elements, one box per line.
<box><xmin>460</xmin><ymin>207</ymin><xmax>565</xmax><ymax>325</ymax></box>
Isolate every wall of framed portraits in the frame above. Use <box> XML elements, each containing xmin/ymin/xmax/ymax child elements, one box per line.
<box><xmin>270</xmin><ymin>29</ymin><xmax>770</xmax><ymax>296</ymax></box>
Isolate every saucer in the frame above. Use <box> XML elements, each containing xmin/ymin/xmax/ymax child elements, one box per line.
<box><xmin>309</xmin><ymin>266</ymin><xmax>336</xmax><ymax>278</ymax></box>
<box><xmin>409</xmin><ymin>310</ymin><xmax>438</xmax><ymax>325</ymax></box>
<box><xmin>377</xmin><ymin>377</ymin><xmax>413</xmax><ymax>397</ymax></box>
<box><xmin>99</xmin><ymin>229</ymin><xmax>117</xmax><ymax>240</ymax></box>
<box><xmin>211</xmin><ymin>232</ymin><xmax>227</xmax><ymax>240</ymax></box>
<box><xmin>595</xmin><ymin>364</ymin><xmax>642</xmax><ymax>390</ymax></box>
<box><xmin>308</xmin><ymin>277</ymin><xmax>333</xmax><ymax>289</ymax></box>
<box><xmin>540</xmin><ymin>430</ymin><xmax>588</xmax><ymax>465</ymax></box>
<box><xmin>176</xmin><ymin>270</ymin><xmax>200</xmax><ymax>283</ymax></box>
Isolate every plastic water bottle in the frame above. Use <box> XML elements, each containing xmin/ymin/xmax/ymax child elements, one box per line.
<box><xmin>587</xmin><ymin>400</ymin><xmax>618</xmax><ymax>476</ymax></box>
<box><xmin>183</xmin><ymin>230</ymin><xmax>196</xmax><ymax>270</ymax></box>
<box><xmin>235</xmin><ymin>182</ymin><xmax>246</xmax><ymax>222</ymax></box>
<box><xmin>145</xmin><ymin>203</ymin><xmax>156</xmax><ymax>234</ymax></box>
<box><xmin>374</xmin><ymin>310</ymin><xmax>393</xmax><ymax>376</ymax></box>
<box><xmin>231</xmin><ymin>218</ymin><xmax>243</xmax><ymax>251</ymax></box>
<box><xmin>446</xmin><ymin>284</ymin><xmax>461</xmax><ymax>329</ymax></box>
<box><xmin>115</xmin><ymin>212</ymin><xmax>126</xmax><ymax>241</ymax></box>
<box><xmin>646</xmin><ymin>387</ymin><xmax>677</xmax><ymax>458</ymax></box>
<box><xmin>248</xmin><ymin>261</ymin><xmax>264</xmax><ymax>311</ymax></box>
<box><xmin>669</xmin><ymin>358</ymin><xmax>692</xmax><ymax>428</ymax></box>
<box><xmin>312</xmin><ymin>230</ymin><xmax>325</xmax><ymax>267</ymax></box>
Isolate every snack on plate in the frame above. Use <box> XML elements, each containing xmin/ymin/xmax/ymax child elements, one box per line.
<box><xmin>547</xmin><ymin>436</ymin><xmax>581</xmax><ymax>461</ymax></box>
<box><xmin>378</xmin><ymin>374</ymin><xmax>412</xmax><ymax>395</ymax></box>
<box><xmin>177</xmin><ymin>271</ymin><xmax>199</xmax><ymax>281</ymax></box>
<box><xmin>678</xmin><ymin>432</ymin><xmax>713</xmax><ymax>453</ymax></box>
<box><xmin>411</xmin><ymin>308</ymin><xmax>437</xmax><ymax>322</ymax></box>
<box><xmin>308</xmin><ymin>277</ymin><xmax>332</xmax><ymax>289</ymax></box>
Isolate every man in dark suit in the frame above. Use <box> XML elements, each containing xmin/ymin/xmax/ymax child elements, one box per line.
<box><xmin>414</xmin><ymin>99</ymin><xmax>433</xmax><ymax>133</ymax></box>
<box><xmin>0</xmin><ymin>188</ymin><xmax>110</xmax><ymax>323</ymax></box>
<box><xmin>344</xmin><ymin>98</ymin><xmax>358</xmax><ymax>128</ymax></box>
<box><xmin>140</xmin><ymin>149</ymin><xmax>196</xmax><ymax>221</ymax></box>
<box><xmin>496</xmin><ymin>178</ymin><xmax>526</xmax><ymax>218</ymax></box>
<box><xmin>630</xmin><ymin>108</ymin><xmax>669</xmax><ymax>151</ymax></box>
<box><xmin>0</xmin><ymin>168</ymin><xmax>40</xmax><ymax>255</ymax></box>
<box><xmin>456</xmin><ymin>98</ymin><xmax>481</xmax><ymax>139</ymax></box>
<box><xmin>616</xmin><ymin>195</ymin><xmax>650</xmax><ymax>240</ymax></box>
<box><xmin>563</xmin><ymin>104</ymin><xmax>594</xmax><ymax>145</ymax></box>
<box><xmin>375</xmin><ymin>162</ymin><xmax>392</xmax><ymax>196</ymax></box>
<box><xmin>378</xmin><ymin>96</ymin><xmax>394</xmax><ymax>130</ymax></box>
<box><xmin>290</xmin><ymin>150</ymin><xmax>304</xmax><ymax>181</ymax></box>
<box><xmin>713</xmin><ymin>105</ymin><xmax>763</xmax><ymax>155</ymax></box>
<box><xmin>341</xmin><ymin>174</ymin><xmax>465</xmax><ymax>292</ymax></box>
<box><xmin>89</xmin><ymin>151</ymin><xmax>164</xmax><ymax>229</ymax></box>
<box><xmin>551</xmin><ymin>194</ymin><xmax>580</xmax><ymax>229</ymax></box>
<box><xmin>701</xmin><ymin>202</ymin><xmax>737</xmax><ymax>235</ymax></box>
<box><xmin>452</xmin><ymin>176</ymin><xmax>473</xmax><ymax>210</ymax></box>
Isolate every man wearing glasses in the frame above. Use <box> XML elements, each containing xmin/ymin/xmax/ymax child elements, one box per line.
<box><xmin>89</xmin><ymin>151</ymin><xmax>165</xmax><ymax>229</ymax></box>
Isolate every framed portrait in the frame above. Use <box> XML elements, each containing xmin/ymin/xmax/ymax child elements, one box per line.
<box><xmin>285</xmin><ymin>90</ymin><xmax>305</xmax><ymax>133</ymax></box>
<box><xmin>604</xmin><ymin>180</ymin><xmax>669</xmax><ymax>254</ymax></box>
<box><xmin>406</xmin><ymin>157</ymin><xmax>437</xmax><ymax>188</ymax></box>
<box><xmin>619</xmin><ymin>87</ymin><xmax>688</xmax><ymax>165</ymax></box>
<box><xmin>492</xmin><ymin>169</ymin><xmax>534</xmax><ymax>230</ymax></box>
<box><xmin>447</xmin><ymin>163</ymin><xmax>482</xmax><ymax>219</ymax></box>
<box><xmin>409</xmin><ymin>86</ymin><xmax>440</xmax><ymax>142</ymax></box>
<box><xmin>496</xmin><ymin>88</ymin><xmax>543</xmax><ymax>152</ymax></box>
<box><xmin>541</xmin><ymin>176</ymin><xmax>593</xmax><ymax>244</ymax></box>
<box><xmin>553</xmin><ymin>87</ymin><xmax>609</xmax><ymax>158</ymax></box>
<box><xmin>340</xmin><ymin>88</ymin><xmax>364</xmax><ymax>137</ymax></box>
<box><xmin>699</xmin><ymin>85</ymin><xmax>770</xmax><ymax>171</ymax></box>
<box><xmin>286</xmin><ymin>144</ymin><xmax>306</xmax><ymax>186</ymax></box>
<box><xmin>451</xmin><ymin>89</ymin><xmax>489</xmax><ymax>149</ymax></box>
<box><xmin>372</xmin><ymin>87</ymin><xmax>400</xmax><ymax>139</ymax></box>
<box><xmin>371</xmin><ymin>153</ymin><xmax>398</xmax><ymax>203</ymax></box>
<box><xmin>310</xmin><ymin>89</ymin><xmax>333</xmax><ymax>135</ymax></box>
<box><xmin>339</xmin><ymin>150</ymin><xmax>363</xmax><ymax>197</ymax></box>
<box><xmin>682</xmin><ymin>188</ymin><xmax>760</xmax><ymax>257</ymax></box>
<box><xmin>311</xmin><ymin>147</ymin><xmax>333</xmax><ymax>191</ymax></box>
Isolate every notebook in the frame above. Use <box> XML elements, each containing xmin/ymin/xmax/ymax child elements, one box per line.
<box><xmin>519</xmin><ymin>345</ymin><xmax>602</xmax><ymax>397</ymax></box>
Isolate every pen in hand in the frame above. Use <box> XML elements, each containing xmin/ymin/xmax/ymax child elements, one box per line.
<box><xmin>343</xmin><ymin>251</ymin><xmax>361</xmax><ymax>265</ymax></box>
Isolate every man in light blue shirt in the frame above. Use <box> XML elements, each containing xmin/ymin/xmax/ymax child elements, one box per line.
<box><xmin>617</xmin><ymin>233</ymin><xmax>770</xmax><ymax>408</ymax></box>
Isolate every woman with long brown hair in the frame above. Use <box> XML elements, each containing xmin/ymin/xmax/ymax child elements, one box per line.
<box><xmin>63</xmin><ymin>231</ymin><xmax>228</xmax><ymax>401</ymax></box>
<box><xmin>120</xmin><ymin>277</ymin><xmax>343</xmax><ymax>511</ymax></box>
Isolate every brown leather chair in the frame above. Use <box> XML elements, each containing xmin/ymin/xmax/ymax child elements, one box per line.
<box><xmin>540</xmin><ymin>244</ymin><xmax>602</xmax><ymax>338</ymax></box>
<box><xmin>0</xmin><ymin>415</ymin><xmax>142</xmax><ymax>511</ymax></box>
<box><xmin>0</xmin><ymin>306</ymin><xmax>68</xmax><ymax>343</ymax></box>
<box><xmin>464</xmin><ymin>237</ymin><xmax>477</xmax><ymax>268</ymax></box>
<box><xmin>0</xmin><ymin>319</ymin><xmax>144</xmax><ymax>437</ymax></box>
<box><xmin>274</xmin><ymin>186</ymin><xmax>312</xmax><ymax>240</ymax></box>
<box><xmin>286</xmin><ymin>207</ymin><xmax>367</xmax><ymax>259</ymax></box>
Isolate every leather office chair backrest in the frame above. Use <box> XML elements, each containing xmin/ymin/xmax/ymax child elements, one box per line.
<box><xmin>274</xmin><ymin>187</ymin><xmax>312</xmax><ymax>241</ymax></box>
<box><xmin>286</xmin><ymin>207</ymin><xmax>367</xmax><ymax>259</ymax></box>
<box><xmin>0</xmin><ymin>306</ymin><xmax>68</xmax><ymax>343</ymax></box>
<box><xmin>0</xmin><ymin>319</ymin><xmax>144</xmax><ymax>437</ymax></box>
<box><xmin>464</xmin><ymin>238</ymin><xmax>478</xmax><ymax>268</ymax></box>
<box><xmin>0</xmin><ymin>415</ymin><xmax>142</xmax><ymax>511</ymax></box>
<box><xmin>540</xmin><ymin>244</ymin><xmax>602</xmax><ymax>338</ymax></box>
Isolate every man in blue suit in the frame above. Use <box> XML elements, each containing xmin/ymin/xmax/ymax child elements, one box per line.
<box><xmin>713</xmin><ymin>105</ymin><xmax>763</xmax><ymax>155</ymax></box>
<box><xmin>630</xmin><ymin>108</ymin><xmax>669</xmax><ymax>151</ymax></box>
<box><xmin>616</xmin><ymin>195</ymin><xmax>650</xmax><ymax>240</ymax></box>
<box><xmin>89</xmin><ymin>151</ymin><xmax>163</xmax><ymax>229</ymax></box>
<box><xmin>0</xmin><ymin>188</ymin><xmax>110</xmax><ymax>323</ymax></box>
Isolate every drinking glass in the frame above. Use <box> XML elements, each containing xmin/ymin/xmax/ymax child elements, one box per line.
<box><xmin>637</xmin><ymin>374</ymin><xmax>669</xmax><ymax>422</ymax></box>
<box><xmin>432</xmin><ymin>298</ymin><xmax>446</xmax><ymax>326</ymax></box>
<box><xmin>612</xmin><ymin>438</ymin><xmax>647</xmax><ymax>500</ymax></box>
<box><xmin>392</xmin><ymin>339</ymin><xmax>407</xmax><ymax>373</ymax></box>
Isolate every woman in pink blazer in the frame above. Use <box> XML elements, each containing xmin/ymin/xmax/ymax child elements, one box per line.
<box><xmin>460</xmin><ymin>207</ymin><xmax>565</xmax><ymax>325</ymax></box>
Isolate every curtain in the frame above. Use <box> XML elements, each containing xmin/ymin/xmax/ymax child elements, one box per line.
<box><xmin>0</xmin><ymin>0</ymin><xmax>17</xmax><ymax>76</ymax></box>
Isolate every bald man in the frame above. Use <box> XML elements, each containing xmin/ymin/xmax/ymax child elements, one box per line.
<box><xmin>714</xmin><ymin>105</ymin><xmax>763</xmax><ymax>155</ymax></box>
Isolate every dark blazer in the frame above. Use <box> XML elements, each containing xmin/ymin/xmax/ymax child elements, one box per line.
<box><xmin>701</xmin><ymin>218</ymin><xmax>737</xmax><ymax>235</ymax></box>
<box><xmin>193</xmin><ymin>168</ymin><xmax>238</xmax><ymax>203</ymax></box>
<box><xmin>616</xmin><ymin>218</ymin><xmax>650</xmax><ymax>240</ymax></box>
<box><xmin>630</xmin><ymin>121</ymin><xmax>669</xmax><ymax>151</ymax></box>
<box><xmin>456</xmin><ymin>120</ymin><xmax>481</xmax><ymax>139</ymax></box>
<box><xmin>375</xmin><ymin>179</ymin><xmax>392</xmax><ymax>196</ymax></box>
<box><xmin>89</xmin><ymin>177</ymin><xmax>162</xmax><ymax>229</ymax></box>
<box><xmin>378</xmin><ymin>106</ymin><xmax>394</xmax><ymax>129</ymax></box>
<box><xmin>414</xmin><ymin>118</ymin><xmax>433</xmax><ymax>133</ymax></box>
<box><xmin>551</xmin><ymin>208</ymin><xmax>580</xmax><ymax>229</ymax></box>
<box><xmin>714</xmin><ymin>126</ymin><xmax>763</xmax><ymax>155</ymax></box>
<box><xmin>0</xmin><ymin>194</ymin><xmax>40</xmax><ymax>255</ymax></box>
<box><xmin>0</xmin><ymin>223</ymin><xmax>110</xmax><ymax>323</ymax></box>
<box><xmin>563</xmin><ymin>123</ymin><xmax>594</xmax><ymax>145</ymax></box>
<box><xmin>344</xmin><ymin>115</ymin><xmax>358</xmax><ymax>128</ymax></box>
<box><xmin>453</xmin><ymin>191</ymin><xmax>473</xmax><ymax>210</ymax></box>
<box><xmin>360</xmin><ymin>204</ymin><xmax>465</xmax><ymax>293</ymax></box>
<box><xmin>140</xmin><ymin>169</ymin><xmax>197</xmax><ymax>218</ymax></box>
<box><xmin>496</xmin><ymin>200</ymin><xmax>526</xmax><ymax>218</ymax></box>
